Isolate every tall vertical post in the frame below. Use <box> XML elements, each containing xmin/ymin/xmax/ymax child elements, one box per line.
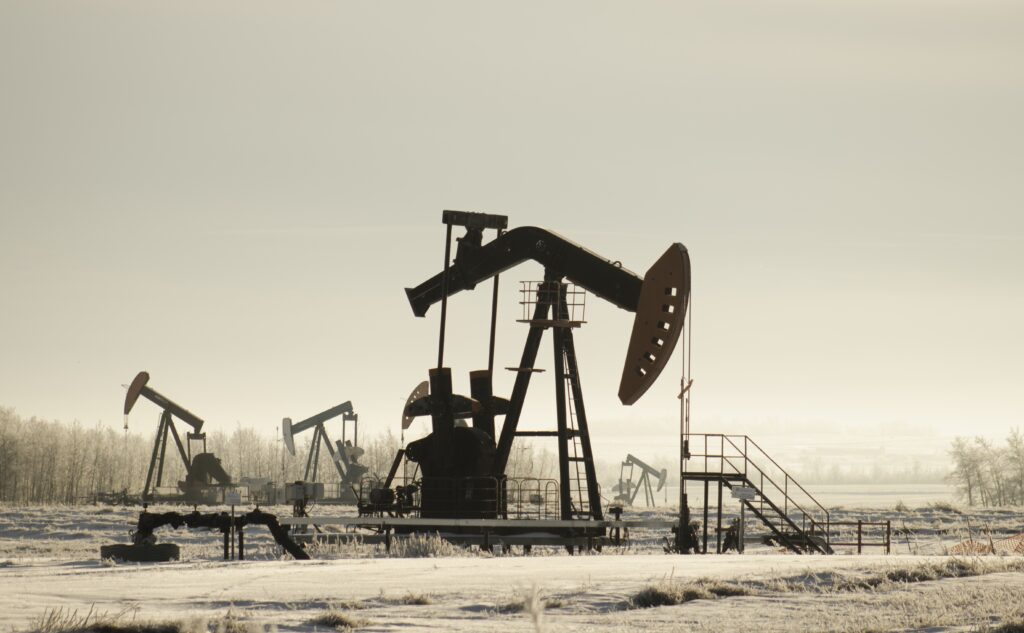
<box><xmin>702</xmin><ymin>480</ymin><xmax>709</xmax><ymax>554</ymax></box>
<box><xmin>739</xmin><ymin>502</ymin><xmax>746</xmax><ymax>554</ymax></box>
<box><xmin>716</xmin><ymin>480</ymin><xmax>723</xmax><ymax>554</ymax></box>
<box><xmin>437</xmin><ymin>222</ymin><xmax>453</xmax><ymax>369</ymax></box>
<box><xmin>488</xmin><ymin>269</ymin><xmax>501</xmax><ymax>373</ymax></box>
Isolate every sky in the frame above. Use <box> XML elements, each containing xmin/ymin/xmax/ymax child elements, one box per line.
<box><xmin>1</xmin><ymin>1</ymin><xmax>1022</xmax><ymax>467</ymax></box>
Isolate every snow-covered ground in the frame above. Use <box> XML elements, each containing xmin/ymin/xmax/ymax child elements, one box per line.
<box><xmin>1</xmin><ymin>502</ymin><xmax>1022</xmax><ymax>632</ymax></box>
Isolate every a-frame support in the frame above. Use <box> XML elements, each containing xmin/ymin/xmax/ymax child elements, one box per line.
<box><xmin>494</xmin><ymin>278</ymin><xmax>603</xmax><ymax>521</ymax></box>
<box><xmin>303</xmin><ymin>422</ymin><xmax>352</xmax><ymax>484</ymax></box>
<box><xmin>143</xmin><ymin>410</ymin><xmax>195</xmax><ymax>502</ymax></box>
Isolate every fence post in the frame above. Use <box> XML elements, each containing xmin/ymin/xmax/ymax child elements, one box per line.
<box><xmin>857</xmin><ymin>520</ymin><xmax>863</xmax><ymax>554</ymax></box>
<box><xmin>885</xmin><ymin>521</ymin><xmax>891</xmax><ymax>555</ymax></box>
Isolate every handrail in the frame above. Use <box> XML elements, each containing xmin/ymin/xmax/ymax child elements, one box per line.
<box><xmin>687</xmin><ymin>433</ymin><xmax>830</xmax><ymax>538</ymax></box>
<box><xmin>739</xmin><ymin>435</ymin><xmax>829</xmax><ymax>517</ymax></box>
<box><xmin>720</xmin><ymin>435</ymin><xmax>828</xmax><ymax>519</ymax></box>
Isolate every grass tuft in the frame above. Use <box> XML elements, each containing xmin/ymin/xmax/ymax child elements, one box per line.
<box><xmin>388</xmin><ymin>533</ymin><xmax>463</xmax><ymax>558</ymax></box>
<box><xmin>307</xmin><ymin>612</ymin><xmax>365</xmax><ymax>631</ymax></box>
<box><xmin>396</xmin><ymin>593</ymin><xmax>432</xmax><ymax>606</ymax></box>
<box><xmin>926</xmin><ymin>501</ymin><xmax>963</xmax><ymax>514</ymax></box>
<box><xmin>631</xmin><ymin>584</ymin><xmax>711</xmax><ymax>608</ymax></box>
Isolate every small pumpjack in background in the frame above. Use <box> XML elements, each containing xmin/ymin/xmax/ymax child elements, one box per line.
<box><xmin>363</xmin><ymin>210</ymin><xmax>691</xmax><ymax>550</ymax></box>
<box><xmin>123</xmin><ymin>371</ymin><xmax>235</xmax><ymax>505</ymax></box>
<box><xmin>613</xmin><ymin>454</ymin><xmax>669</xmax><ymax>509</ymax></box>
<box><xmin>282</xmin><ymin>400</ymin><xmax>366</xmax><ymax>506</ymax></box>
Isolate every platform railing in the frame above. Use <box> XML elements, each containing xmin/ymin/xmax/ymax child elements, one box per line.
<box><xmin>356</xmin><ymin>475</ymin><xmax>561</xmax><ymax>521</ymax></box>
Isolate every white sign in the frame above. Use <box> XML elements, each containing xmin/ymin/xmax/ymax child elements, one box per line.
<box><xmin>224</xmin><ymin>491</ymin><xmax>242</xmax><ymax>506</ymax></box>
<box><xmin>731</xmin><ymin>486</ymin><xmax>757</xmax><ymax>501</ymax></box>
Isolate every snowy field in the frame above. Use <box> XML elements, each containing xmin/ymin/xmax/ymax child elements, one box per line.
<box><xmin>1</xmin><ymin>500</ymin><xmax>1022</xmax><ymax>632</ymax></box>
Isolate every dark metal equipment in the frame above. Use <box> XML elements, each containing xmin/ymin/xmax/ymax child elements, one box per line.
<box><xmin>123</xmin><ymin>371</ymin><xmax>233</xmax><ymax>503</ymax></box>
<box><xmin>282</xmin><ymin>401</ymin><xmax>366</xmax><ymax>503</ymax></box>
<box><xmin>100</xmin><ymin>509</ymin><xmax>309</xmax><ymax>562</ymax></box>
<box><xmin>614</xmin><ymin>454</ymin><xmax>669</xmax><ymax>508</ymax></box>
<box><xmin>392</xmin><ymin>211</ymin><xmax>691</xmax><ymax>528</ymax></box>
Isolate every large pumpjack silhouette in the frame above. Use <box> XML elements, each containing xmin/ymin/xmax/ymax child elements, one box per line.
<box><xmin>397</xmin><ymin>211</ymin><xmax>690</xmax><ymax>524</ymax></box>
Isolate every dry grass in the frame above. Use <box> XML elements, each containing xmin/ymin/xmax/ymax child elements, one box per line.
<box><xmin>927</xmin><ymin>501</ymin><xmax>963</xmax><ymax>514</ymax></box>
<box><xmin>629</xmin><ymin>557</ymin><xmax>1024</xmax><ymax>611</ymax></box>
<box><xmin>394</xmin><ymin>593</ymin><xmax>432</xmax><ymax>606</ymax></box>
<box><xmin>388</xmin><ymin>533</ymin><xmax>466</xmax><ymax>558</ymax></box>
<box><xmin>307</xmin><ymin>611</ymin><xmax>365</xmax><ymax>631</ymax></box>
<box><xmin>25</xmin><ymin>607</ymin><xmax>276</xmax><ymax>633</ymax></box>
<box><xmin>27</xmin><ymin>607</ymin><xmax>185</xmax><ymax>633</ymax></box>
<box><xmin>630</xmin><ymin>578</ymin><xmax>750</xmax><ymax>608</ymax></box>
<box><xmin>631</xmin><ymin>584</ymin><xmax>711</xmax><ymax>608</ymax></box>
<box><xmin>982</xmin><ymin>623</ymin><xmax>1024</xmax><ymax>633</ymax></box>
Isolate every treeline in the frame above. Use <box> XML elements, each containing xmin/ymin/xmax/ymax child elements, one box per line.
<box><xmin>796</xmin><ymin>460</ymin><xmax>947</xmax><ymax>485</ymax></box>
<box><xmin>0</xmin><ymin>407</ymin><xmax>567</xmax><ymax>505</ymax></box>
<box><xmin>0</xmin><ymin>407</ymin><xmax>401</xmax><ymax>504</ymax></box>
<box><xmin>949</xmin><ymin>431</ymin><xmax>1024</xmax><ymax>507</ymax></box>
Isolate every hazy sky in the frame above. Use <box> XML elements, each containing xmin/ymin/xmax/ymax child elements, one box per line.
<box><xmin>2</xmin><ymin>1</ymin><xmax>1022</xmax><ymax>464</ymax></box>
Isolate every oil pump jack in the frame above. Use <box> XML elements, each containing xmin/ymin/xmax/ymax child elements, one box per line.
<box><xmin>282</xmin><ymin>401</ymin><xmax>366</xmax><ymax>503</ymax></box>
<box><xmin>123</xmin><ymin>371</ymin><xmax>233</xmax><ymax>503</ymax></box>
<box><xmin>390</xmin><ymin>211</ymin><xmax>690</xmax><ymax>529</ymax></box>
<box><xmin>613</xmin><ymin>454</ymin><xmax>669</xmax><ymax>508</ymax></box>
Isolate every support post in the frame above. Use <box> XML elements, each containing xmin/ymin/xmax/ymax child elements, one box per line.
<box><xmin>739</xmin><ymin>502</ymin><xmax>745</xmax><ymax>554</ymax></box>
<box><xmin>702</xmin><ymin>480</ymin><xmax>709</xmax><ymax>554</ymax></box>
<box><xmin>488</xmin><ymin>270</ymin><xmax>501</xmax><ymax>373</ymax></box>
<box><xmin>303</xmin><ymin>425</ymin><xmax>317</xmax><ymax>482</ymax></box>
<box><xmin>311</xmin><ymin>425</ymin><xmax>322</xmax><ymax>483</ymax></box>
<box><xmin>561</xmin><ymin>325</ymin><xmax>603</xmax><ymax>520</ymax></box>
<box><xmin>143</xmin><ymin>412</ymin><xmax>169</xmax><ymax>501</ymax></box>
<box><xmin>553</xmin><ymin>325</ymin><xmax>571</xmax><ymax>521</ymax></box>
<box><xmin>857</xmin><ymin>520</ymin><xmax>863</xmax><ymax>554</ymax></box>
<box><xmin>716</xmin><ymin>480</ymin><xmax>723</xmax><ymax>554</ymax></box>
<box><xmin>155</xmin><ymin>413</ymin><xmax>171</xmax><ymax>487</ymax></box>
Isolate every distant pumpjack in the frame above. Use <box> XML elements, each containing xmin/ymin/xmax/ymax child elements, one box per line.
<box><xmin>123</xmin><ymin>371</ymin><xmax>232</xmax><ymax>503</ymax></box>
<box><xmin>282</xmin><ymin>401</ymin><xmax>366</xmax><ymax>502</ymax></box>
<box><xmin>614</xmin><ymin>454</ymin><xmax>669</xmax><ymax>508</ymax></box>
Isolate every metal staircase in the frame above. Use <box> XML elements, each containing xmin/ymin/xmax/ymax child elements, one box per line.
<box><xmin>683</xmin><ymin>434</ymin><xmax>832</xmax><ymax>554</ymax></box>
